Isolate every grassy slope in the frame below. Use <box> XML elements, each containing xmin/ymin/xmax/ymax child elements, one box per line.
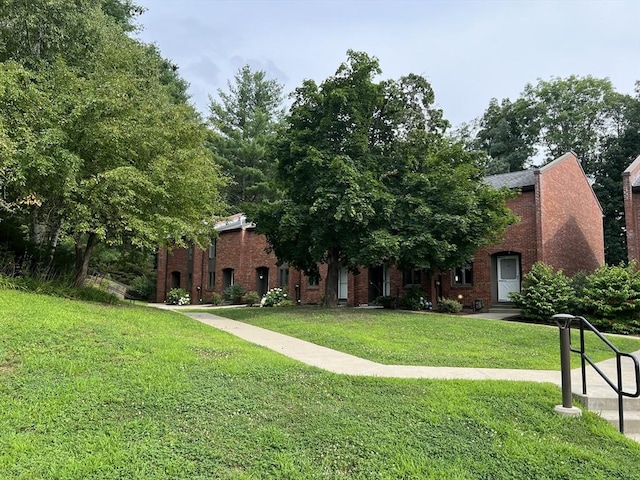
<box><xmin>1</xmin><ymin>290</ymin><xmax>639</xmax><ymax>479</ymax></box>
<box><xmin>209</xmin><ymin>308</ymin><xmax>640</xmax><ymax>370</ymax></box>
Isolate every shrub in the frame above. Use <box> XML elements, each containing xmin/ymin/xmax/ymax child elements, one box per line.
<box><xmin>261</xmin><ymin>287</ymin><xmax>289</xmax><ymax>307</ymax></box>
<box><xmin>580</xmin><ymin>262</ymin><xmax>640</xmax><ymax>323</ymax></box>
<box><xmin>75</xmin><ymin>286</ymin><xmax>120</xmax><ymax>304</ymax></box>
<box><xmin>244</xmin><ymin>291</ymin><xmax>261</xmax><ymax>306</ymax></box>
<box><xmin>276</xmin><ymin>299</ymin><xmax>295</xmax><ymax>307</ymax></box>
<box><xmin>128</xmin><ymin>274</ymin><xmax>156</xmax><ymax>301</ymax></box>
<box><xmin>207</xmin><ymin>292</ymin><xmax>223</xmax><ymax>305</ymax></box>
<box><xmin>377</xmin><ymin>295</ymin><xmax>396</xmax><ymax>309</ymax></box>
<box><xmin>510</xmin><ymin>262</ymin><xmax>574</xmax><ymax>323</ymax></box>
<box><xmin>166</xmin><ymin>288</ymin><xmax>190</xmax><ymax>305</ymax></box>
<box><xmin>437</xmin><ymin>298</ymin><xmax>463</xmax><ymax>313</ymax></box>
<box><xmin>400</xmin><ymin>286</ymin><xmax>430</xmax><ymax>311</ymax></box>
<box><xmin>224</xmin><ymin>284</ymin><xmax>247</xmax><ymax>304</ymax></box>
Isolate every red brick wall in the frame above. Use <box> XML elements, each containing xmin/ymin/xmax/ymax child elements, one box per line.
<box><xmin>440</xmin><ymin>190</ymin><xmax>538</xmax><ymax>309</ymax></box>
<box><xmin>537</xmin><ymin>153</ymin><xmax>604</xmax><ymax>274</ymax></box>
<box><xmin>623</xmin><ymin>155</ymin><xmax>640</xmax><ymax>263</ymax></box>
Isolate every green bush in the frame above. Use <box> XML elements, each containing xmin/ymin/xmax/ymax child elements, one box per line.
<box><xmin>260</xmin><ymin>287</ymin><xmax>289</xmax><ymax>307</ymax></box>
<box><xmin>275</xmin><ymin>299</ymin><xmax>295</xmax><ymax>307</ymax></box>
<box><xmin>244</xmin><ymin>291</ymin><xmax>261</xmax><ymax>306</ymax></box>
<box><xmin>166</xmin><ymin>288</ymin><xmax>190</xmax><ymax>305</ymax></box>
<box><xmin>400</xmin><ymin>286</ymin><xmax>429</xmax><ymax>311</ymax></box>
<box><xmin>437</xmin><ymin>298</ymin><xmax>463</xmax><ymax>313</ymax></box>
<box><xmin>224</xmin><ymin>284</ymin><xmax>247</xmax><ymax>304</ymax></box>
<box><xmin>510</xmin><ymin>262</ymin><xmax>574</xmax><ymax>323</ymax></box>
<box><xmin>207</xmin><ymin>292</ymin><xmax>223</xmax><ymax>305</ymax></box>
<box><xmin>128</xmin><ymin>274</ymin><xmax>156</xmax><ymax>301</ymax></box>
<box><xmin>75</xmin><ymin>286</ymin><xmax>121</xmax><ymax>304</ymax></box>
<box><xmin>377</xmin><ymin>295</ymin><xmax>396</xmax><ymax>309</ymax></box>
<box><xmin>580</xmin><ymin>262</ymin><xmax>640</xmax><ymax>327</ymax></box>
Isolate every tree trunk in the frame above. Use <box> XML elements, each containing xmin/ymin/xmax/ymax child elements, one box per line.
<box><xmin>323</xmin><ymin>247</ymin><xmax>340</xmax><ymax>308</ymax></box>
<box><xmin>74</xmin><ymin>233</ymin><xmax>98</xmax><ymax>287</ymax></box>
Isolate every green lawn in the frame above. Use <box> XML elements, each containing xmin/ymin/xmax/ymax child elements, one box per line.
<box><xmin>1</xmin><ymin>290</ymin><xmax>640</xmax><ymax>479</ymax></box>
<box><xmin>209</xmin><ymin>307</ymin><xmax>640</xmax><ymax>370</ymax></box>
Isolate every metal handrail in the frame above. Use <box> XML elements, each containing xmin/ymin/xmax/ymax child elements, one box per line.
<box><xmin>567</xmin><ymin>315</ymin><xmax>640</xmax><ymax>433</ymax></box>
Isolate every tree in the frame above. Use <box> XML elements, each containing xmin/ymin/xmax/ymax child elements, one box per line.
<box><xmin>474</xmin><ymin>97</ymin><xmax>538</xmax><ymax>174</ymax></box>
<box><xmin>208</xmin><ymin>65</ymin><xmax>284</xmax><ymax>211</ymax></box>
<box><xmin>250</xmin><ymin>51</ymin><xmax>515</xmax><ymax>307</ymax></box>
<box><xmin>593</xmin><ymin>83</ymin><xmax>640</xmax><ymax>264</ymax></box>
<box><xmin>0</xmin><ymin>0</ymin><xmax>227</xmax><ymax>285</ymax></box>
<box><xmin>523</xmin><ymin>75</ymin><xmax>622</xmax><ymax>172</ymax></box>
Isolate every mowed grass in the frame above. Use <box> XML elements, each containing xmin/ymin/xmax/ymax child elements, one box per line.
<box><xmin>1</xmin><ymin>290</ymin><xmax>639</xmax><ymax>479</ymax></box>
<box><xmin>209</xmin><ymin>307</ymin><xmax>640</xmax><ymax>370</ymax></box>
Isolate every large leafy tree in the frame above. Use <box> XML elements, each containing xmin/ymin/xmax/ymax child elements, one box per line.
<box><xmin>474</xmin><ymin>97</ymin><xmax>538</xmax><ymax>174</ymax></box>
<box><xmin>592</xmin><ymin>83</ymin><xmax>640</xmax><ymax>264</ymax></box>
<box><xmin>208</xmin><ymin>65</ymin><xmax>284</xmax><ymax>211</ymax></box>
<box><xmin>250</xmin><ymin>51</ymin><xmax>515</xmax><ymax>307</ymax></box>
<box><xmin>0</xmin><ymin>0</ymin><xmax>226</xmax><ymax>285</ymax></box>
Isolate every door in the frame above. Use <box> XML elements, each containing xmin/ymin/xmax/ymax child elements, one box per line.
<box><xmin>338</xmin><ymin>268</ymin><xmax>348</xmax><ymax>300</ymax></box>
<box><xmin>497</xmin><ymin>255</ymin><xmax>520</xmax><ymax>302</ymax></box>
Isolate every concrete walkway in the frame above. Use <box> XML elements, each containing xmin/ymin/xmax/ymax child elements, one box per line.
<box><xmin>183</xmin><ymin>312</ymin><xmax>564</xmax><ymax>384</ymax></box>
<box><xmin>152</xmin><ymin>307</ymin><xmax>639</xmax><ymax>394</ymax></box>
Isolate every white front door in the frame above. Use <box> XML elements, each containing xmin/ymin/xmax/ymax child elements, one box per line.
<box><xmin>382</xmin><ymin>265</ymin><xmax>390</xmax><ymax>296</ymax></box>
<box><xmin>497</xmin><ymin>255</ymin><xmax>520</xmax><ymax>302</ymax></box>
<box><xmin>338</xmin><ymin>268</ymin><xmax>348</xmax><ymax>300</ymax></box>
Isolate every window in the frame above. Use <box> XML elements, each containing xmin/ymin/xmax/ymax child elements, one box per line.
<box><xmin>403</xmin><ymin>269</ymin><xmax>422</xmax><ymax>286</ymax></box>
<box><xmin>307</xmin><ymin>274</ymin><xmax>319</xmax><ymax>287</ymax></box>
<box><xmin>278</xmin><ymin>263</ymin><xmax>289</xmax><ymax>289</ymax></box>
<box><xmin>453</xmin><ymin>264</ymin><xmax>473</xmax><ymax>286</ymax></box>
<box><xmin>207</xmin><ymin>271</ymin><xmax>215</xmax><ymax>290</ymax></box>
<box><xmin>208</xmin><ymin>240</ymin><xmax>216</xmax><ymax>259</ymax></box>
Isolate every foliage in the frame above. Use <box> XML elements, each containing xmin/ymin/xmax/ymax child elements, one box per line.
<box><xmin>243</xmin><ymin>290</ymin><xmax>261</xmax><ymax>306</ymax></box>
<box><xmin>437</xmin><ymin>298</ymin><xmax>463</xmax><ymax>314</ymax></box>
<box><xmin>165</xmin><ymin>287</ymin><xmax>190</xmax><ymax>306</ymax></box>
<box><xmin>377</xmin><ymin>295</ymin><xmax>397</xmax><ymax>309</ymax></box>
<box><xmin>250</xmin><ymin>50</ymin><xmax>515</xmax><ymax>307</ymax></box>
<box><xmin>128</xmin><ymin>274</ymin><xmax>156</xmax><ymax>301</ymax></box>
<box><xmin>580</xmin><ymin>263</ymin><xmax>640</xmax><ymax>324</ymax></box>
<box><xmin>0</xmin><ymin>273</ymin><xmax>120</xmax><ymax>304</ymax></box>
<box><xmin>206</xmin><ymin>292</ymin><xmax>223</xmax><ymax>305</ymax></box>
<box><xmin>275</xmin><ymin>299</ymin><xmax>295</xmax><ymax>307</ymax></box>
<box><xmin>2</xmin><ymin>290</ymin><xmax>640</xmax><ymax>478</ymax></box>
<box><xmin>260</xmin><ymin>287</ymin><xmax>289</xmax><ymax>307</ymax></box>
<box><xmin>0</xmin><ymin>0</ymin><xmax>227</xmax><ymax>286</ymax></box>
<box><xmin>400</xmin><ymin>285</ymin><xmax>430</xmax><ymax>311</ymax></box>
<box><xmin>223</xmin><ymin>284</ymin><xmax>247</xmax><ymax>303</ymax></box>
<box><xmin>208</xmin><ymin>65</ymin><xmax>284</xmax><ymax>211</ymax></box>
<box><xmin>510</xmin><ymin>262</ymin><xmax>574</xmax><ymax>323</ymax></box>
<box><xmin>474</xmin><ymin>97</ymin><xmax>538</xmax><ymax>173</ymax></box>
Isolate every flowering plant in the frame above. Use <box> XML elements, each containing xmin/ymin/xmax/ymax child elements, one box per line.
<box><xmin>166</xmin><ymin>288</ymin><xmax>190</xmax><ymax>306</ymax></box>
<box><xmin>260</xmin><ymin>287</ymin><xmax>288</xmax><ymax>307</ymax></box>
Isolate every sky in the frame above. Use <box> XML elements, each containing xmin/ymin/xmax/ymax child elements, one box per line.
<box><xmin>134</xmin><ymin>0</ymin><xmax>640</xmax><ymax>129</ymax></box>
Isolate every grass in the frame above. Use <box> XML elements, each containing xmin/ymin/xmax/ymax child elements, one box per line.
<box><xmin>1</xmin><ymin>290</ymin><xmax>640</xmax><ymax>479</ymax></box>
<box><xmin>206</xmin><ymin>307</ymin><xmax>640</xmax><ymax>370</ymax></box>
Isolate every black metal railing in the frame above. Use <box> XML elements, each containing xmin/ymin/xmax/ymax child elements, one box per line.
<box><xmin>555</xmin><ymin>314</ymin><xmax>640</xmax><ymax>433</ymax></box>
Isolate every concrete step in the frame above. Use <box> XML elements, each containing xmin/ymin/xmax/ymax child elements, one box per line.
<box><xmin>574</xmin><ymin>393</ymin><xmax>640</xmax><ymax>412</ymax></box>
<box><xmin>596</xmin><ymin>409</ymin><xmax>640</xmax><ymax>434</ymax></box>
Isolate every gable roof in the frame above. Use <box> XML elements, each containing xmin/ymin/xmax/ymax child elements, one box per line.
<box><xmin>485</xmin><ymin>169</ymin><xmax>536</xmax><ymax>189</ymax></box>
<box><xmin>623</xmin><ymin>154</ymin><xmax>640</xmax><ymax>188</ymax></box>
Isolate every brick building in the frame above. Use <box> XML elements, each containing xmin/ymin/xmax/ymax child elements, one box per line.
<box><xmin>439</xmin><ymin>151</ymin><xmax>604</xmax><ymax>309</ymax></box>
<box><xmin>156</xmin><ymin>152</ymin><xmax>604</xmax><ymax>310</ymax></box>
<box><xmin>623</xmin><ymin>154</ymin><xmax>640</xmax><ymax>263</ymax></box>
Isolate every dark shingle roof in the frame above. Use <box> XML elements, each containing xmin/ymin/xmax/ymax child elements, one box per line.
<box><xmin>484</xmin><ymin>169</ymin><xmax>536</xmax><ymax>189</ymax></box>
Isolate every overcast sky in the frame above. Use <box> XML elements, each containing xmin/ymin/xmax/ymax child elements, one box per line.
<box><xmin>134</xmin><ymin>0</ymin><xmax>640</xmax><ymax>129</ymax></box>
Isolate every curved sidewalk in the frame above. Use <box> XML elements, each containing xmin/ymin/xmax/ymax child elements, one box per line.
<box><xmin>183</xmin><ymin>312</ymin><xmax>563</xmax><ymax>385</ymax></box>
